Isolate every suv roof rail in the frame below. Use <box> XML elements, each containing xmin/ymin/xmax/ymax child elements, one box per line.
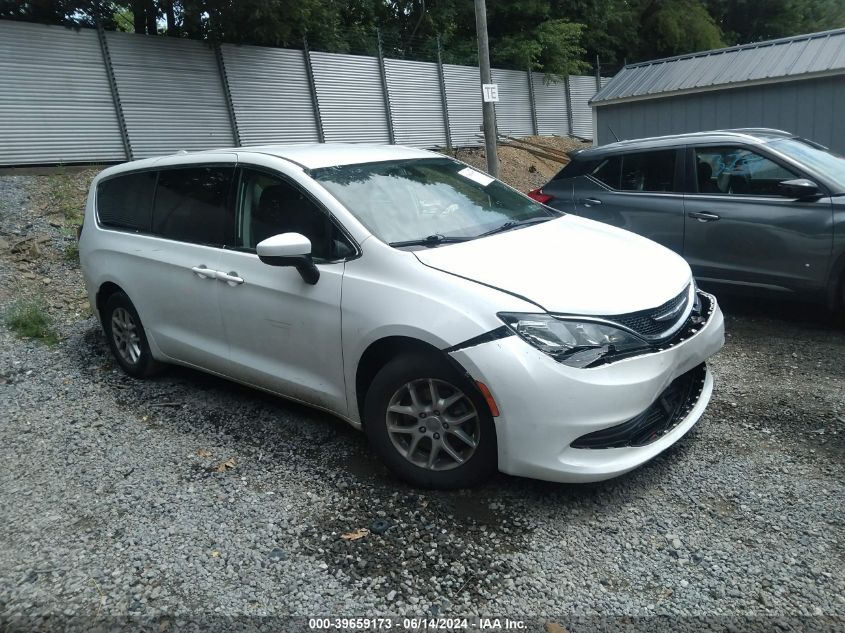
<box><xmin>719</xmin><ymin>127</ymin><xmax>793</xmax><ymax>137</ymax></box>
<box><xmin>590</xmin><ymin>128</ymin><xmax>796</xmax><ymax>152</ymax></box>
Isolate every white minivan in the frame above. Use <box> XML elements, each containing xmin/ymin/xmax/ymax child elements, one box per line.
<box><xmin>80</xmin><ymin>144</ymin><xmax>725</xmax><ymax>488</ymax></box>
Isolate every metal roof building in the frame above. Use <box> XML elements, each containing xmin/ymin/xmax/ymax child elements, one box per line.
<box><xmin>591</xmin><ymin>28</ymin><xmax>845</xmax><ymax>151</ymax></box>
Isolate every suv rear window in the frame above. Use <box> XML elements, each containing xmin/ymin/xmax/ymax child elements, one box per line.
<box><xmin>96</xmin><ymin>171</ymin><xmax>157</xmax><ymax>232</ymax></box>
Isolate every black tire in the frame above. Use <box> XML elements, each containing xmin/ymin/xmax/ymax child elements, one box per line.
<box><xmin>364</xmin><ymin>353</ymin><xmax>497</xmax><ymax>489</ymax></box>
<box><xmin>102</xmin><ymin>292</ymin><xmax>163</xmax><ymax>378</ymax></box>
<box><xmin>835</xmin><ymin>275</ymin><xmax>845</xmax><ymax>326</ymax></box>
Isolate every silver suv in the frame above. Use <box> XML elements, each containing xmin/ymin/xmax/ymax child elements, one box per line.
<box><xmin>533</xmin><ymin>129</ymin><xmax>845</xmax><ymax>315</ymax></box>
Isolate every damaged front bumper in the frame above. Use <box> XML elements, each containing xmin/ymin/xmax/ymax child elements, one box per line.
<box><xmin>449</xmin><ymin>291</ymin><xmax>725</xmax><ymax>483</ymax></box>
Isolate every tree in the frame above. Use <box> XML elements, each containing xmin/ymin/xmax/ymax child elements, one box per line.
<box><xmin>493</xmin><ymin>19</ymin><xmax>588</xmax><ymax>78</ymax></box>
<box><xmin>637</xmin><ymin>0</ymin><xmax>724</xmax><ymax>58</ymax></box>
<box><xmin>3</xmin><ymin>0</ymin><xmax>844</xmax><ymax>72</ymax></box>
<box><xmin>706</xmin><ymin>0</ymin><xmax>845</xmax><ymax>44</ymax></box>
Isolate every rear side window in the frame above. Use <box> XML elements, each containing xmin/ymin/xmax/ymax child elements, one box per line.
<box><xmin>589</xmin><ymin>151</ymin><xmax>676</xmax><ymax>192</ymax></box>
<box><xmin>96</xmin><ymin>171</ymin><xmax>157</xmax><ymax>232</ymax></box>
<box><xmin>152</xmin><ymin>166</ymin><xmax>234</xmax><ymax>246</ymax></box>
<box><xmin>591</xmin><ymin>156</ymin><xmax>621</xmax><ymax>189</ymax></box>
<box><xmin>620</xmin><ymin>150</ymin><xmax>676</xmax><ymax>192</ymax></box>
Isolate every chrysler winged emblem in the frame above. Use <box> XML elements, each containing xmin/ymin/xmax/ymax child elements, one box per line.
<box><xmin>652</xmin><ymin>295</ymin><xmax>688</xmax><ymax>323</ymax></box>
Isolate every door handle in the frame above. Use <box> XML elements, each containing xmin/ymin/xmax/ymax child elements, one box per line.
<box><xmin>688</xmin><ymin>211</ymin><xmax>721</xmax><ymax>222</ymax></box>
<box><xmin>582</xmin><ymin>197</ymin><xmax>603</xmax><ymax>207</ymax></box>
<box><xmin>191</xmin><ymin>265</ymin><xmax>218</xmax><ymax>279</ymax></box>
<box><xmin>217</xmin><ymin>271</ymin><xmax>244</xmax><ymax>285</ymax></box>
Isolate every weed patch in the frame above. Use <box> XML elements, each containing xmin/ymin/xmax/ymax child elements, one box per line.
<box><xmin>3</xmin><ymin>298</ymin><xmax>59</xmax><ymax>345</ymax></box>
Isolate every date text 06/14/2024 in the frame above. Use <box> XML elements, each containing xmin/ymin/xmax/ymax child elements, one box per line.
<box><xmin>307</xmin><ymin>617</ymin><xmax>527</xmax><ymax>630</ymax></box>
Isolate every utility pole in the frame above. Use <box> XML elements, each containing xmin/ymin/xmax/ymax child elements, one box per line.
<box><xmin>474</xmin><ymin>0</ymin><xmax>499</xmax><ymax>177</ymax></box>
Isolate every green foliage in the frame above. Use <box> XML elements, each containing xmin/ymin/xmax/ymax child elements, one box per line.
<box><xmin>705</xmin><ymin>0</ymin><xmax>845</xmax><ymax>44</ymax></box>
<box><xmin>494</xmin><ymin>20</ymin><xmax>588</xmax><ymax>79</ymax></box>
<box><xmin>46</xmin><ymin>172</ymin><xmax>85</xmax><ymax>224</ymax></box>
<box><xmin>3</xmin><ymin>0</ymin><xmax>844</xmax><ymax>70</ymax></box>
<box><xmin>4</xmin><ymin>298</ymin><xmax>59</xmax><ymax>345</ymax></box>
<box><xmin>64</xmin><ymin>241</ymin><xmax>80</xmax><ymax>263</ymax></box>
<box><xmin>641</xmin><ymin>0</ymin><xmax>725</xmax><ymax>57</ymax></box>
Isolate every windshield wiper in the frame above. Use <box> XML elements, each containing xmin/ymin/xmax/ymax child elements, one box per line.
<box><xmin>389</xmin><ymin>234</ymin><xmax>472</xmax><ymax>248</ymax></box>
<box><xmin>477</xmin><ymin>216</ymin><xmax>554</xmax><ymax>238</ymax></box>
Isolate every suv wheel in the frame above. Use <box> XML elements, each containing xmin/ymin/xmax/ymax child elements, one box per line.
<box><xmin>364</xmin><ymin>353</ymin><xmax>497</xmax><ymax>489</ymax></box>
<box><xmin>102</xmin><ymin>292</ymin><xmax>163</xmax><ymax>378</ymax></box>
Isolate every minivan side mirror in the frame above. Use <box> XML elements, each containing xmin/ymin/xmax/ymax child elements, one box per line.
<box><xmin>256</xmin><ymin>233</ymin><xmax>320</xmax><ymax>285</ymax></box>
<box><xmin>778</xmin><ymin>178</ymin><xmax>822</xmax><ymax>200</ymax></box>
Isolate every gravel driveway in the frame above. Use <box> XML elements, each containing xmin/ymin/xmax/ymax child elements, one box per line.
<box><xmin>1</xmin><ymin>174</ymin><xmax>844</xmax><ymax>631</ymax></box>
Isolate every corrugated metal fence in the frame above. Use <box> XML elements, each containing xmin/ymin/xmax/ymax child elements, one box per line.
<box><xmin>0</xmin><ymin>20</ymin><xmax>609</xmax><ymax>166</ymax></box>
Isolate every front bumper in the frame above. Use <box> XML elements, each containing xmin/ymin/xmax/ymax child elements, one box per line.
<box><xmin>449</xmin><ymin>292</ymin><xmax>725</xmax><ymax>483</ymax></box>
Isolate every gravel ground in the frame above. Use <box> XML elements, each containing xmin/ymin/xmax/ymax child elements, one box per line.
<box><xmin>1</xmin><ymin>173</ymin><xmax>844</xmax><ymax>632</ymax></box>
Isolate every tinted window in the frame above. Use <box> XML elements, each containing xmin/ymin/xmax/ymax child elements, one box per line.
<box><xmin>552</xmin><ymin>157</ymin><xmax>596</xmax><ymax>180</ymax></box>
<box><xmin>97</xmin><ymin>171</ymin><xmax>156</xmax><ymax>232</ymax></box>
<box><xmin>695</xmin><ymin>147</ymin><xmax>796</xmax><ymax>196</ymax></box>
<box><xmin>620</xmin><ymin>150</ymin><xmax>676</xmax><ymax>192</ymax></box>
<box><xmin>590</xmin><ymin>156</ymin><xmax>621</xmax><ymax>189</ymax></box>
<box><xmin>152</xmin><ymin>166</ymin><xmax>234</xmax><ymax>245</ymax></box>
<box><xmin>236</xmin><ymin>169</ymin><xmax>350</xmax><ymax>261</ymax></box>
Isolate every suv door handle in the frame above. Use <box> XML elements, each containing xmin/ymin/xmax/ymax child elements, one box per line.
<box><xmin>191</xmin><ymin>265</ymin><xmax>218</xmax><ymax>279</ymax></box>
<box><xmin>217</xmin><ymin>271</ymin><xmax>244</xmax><ymax>285</ymax></box>
<box><xmin>688</xmin><ymin>211</ymin><xmax>721</xmax><ymax>222</ymax></box>
<box><xmin>582</xmin><ymin>197</ymin><xmax>603</xmax><ymax>207</ymax></box>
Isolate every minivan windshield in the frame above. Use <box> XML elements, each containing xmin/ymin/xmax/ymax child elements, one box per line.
<box><xmin>312</xmin><ymin>158</ymin><xmax>559</xmax><ymax>246</ymax></box>
<box><xmin>769</xmin><ymin>138</ymin><xmax>845</xmax><ymax>191</ymax></box>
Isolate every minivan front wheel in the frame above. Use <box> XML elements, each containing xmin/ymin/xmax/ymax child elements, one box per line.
<box><xmin>102</xmin><ymin>292</ymin><xmax>162</xmax><ymax>378</ymax></box>
<box><xmin>364</xmin><ymin>354</ymin><xmax>497</xmax><ymax>488</ymax></box>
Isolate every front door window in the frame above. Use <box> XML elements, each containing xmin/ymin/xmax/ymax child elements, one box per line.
<box><xmin>694</xmin><ymin>147</ymin><xmax>797</xmax><ymax>196</ymax></box>
<box><xmin>235</xmin><ymin>169</ymin><xmax>335</xmax><ymax>258</ymax></box>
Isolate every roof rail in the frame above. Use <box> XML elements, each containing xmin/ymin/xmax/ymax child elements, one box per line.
<box><xmin>595</xmin><ymin>128</ymin><xmax>796</xmax><ymax>149</ymax></box>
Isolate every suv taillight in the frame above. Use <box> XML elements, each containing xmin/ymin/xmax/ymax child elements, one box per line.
<box><xmin>527</xmin><ymin>188</ymin><xmax>553</xmax><ymax>204</ymax></box>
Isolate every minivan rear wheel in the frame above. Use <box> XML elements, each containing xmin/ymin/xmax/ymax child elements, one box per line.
<box><xmin>364</xmin><ymin>353</ymin><xmax>497</xmax><ymax>489</ymax></box>
<box><xmin>102</xmin><ymin>292</ymin><xmax>163</xmax><ymax>378</ymax></box>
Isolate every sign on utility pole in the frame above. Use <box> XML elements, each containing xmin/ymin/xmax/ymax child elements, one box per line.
<box><xmin>474</xmin><ymin>0</ymin><xmax>499</xmax><ymax>178</ymax></box>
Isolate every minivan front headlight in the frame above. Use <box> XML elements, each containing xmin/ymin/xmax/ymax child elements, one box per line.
<box><xmin>498</xmin><ymin>312</ymin><xmax>649</xmax><ymax>368</ymax></box>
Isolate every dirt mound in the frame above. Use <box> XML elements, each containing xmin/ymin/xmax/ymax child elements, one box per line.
<box><xmin>444</xmin><ymin>135</ymin><xmax>591</xmax><ymax>192</ymax></box>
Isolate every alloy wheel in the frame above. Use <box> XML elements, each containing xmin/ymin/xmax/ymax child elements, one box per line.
<box><xmin>385</xmin><ymin>378</ymin><xmax>481</xmax><ymax>471</ymax></box>
<box><xmin>111</xmin><ymin>307</ymin><xmax>141</xmax><ymax>365</ymax></box>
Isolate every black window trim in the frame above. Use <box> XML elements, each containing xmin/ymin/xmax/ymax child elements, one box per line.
<box><xmin>96</xmin><ymin>162</ymin><xmax>240</xmax><ymax>247</ymax></box>
<box><xmin>585</xmin><ymin>147</ymin><xmax>685</xmax><ymax>195</ymax></box>
<box><xmin>231</xmin><ymin>164</ymin><xmax>361</xmax><ymax>264</ymax></box>
<box><xmin>684</xmin><ymin>143</ymin><xmax>831</xmax><ymax>199</ymax></box>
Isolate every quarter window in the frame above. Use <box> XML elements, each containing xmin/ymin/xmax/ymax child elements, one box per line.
<box><xmin>235</xmin><ymin>169</ymin><xmax>351</xmax><ymax>262</ymax></box>
<box><xmin>97</xmin><ymin>171</ymin><xmax>157</xmax><ymax>232</ymax></box>
<box><xmin>694</xmin><ymin>147</ymin><xmax>797</xmax><ymax>196</ymax></box>
<box><xmin>152</xmin><ymin>166</ymin><xmax>235</xmax><ymax>246</ymax></box>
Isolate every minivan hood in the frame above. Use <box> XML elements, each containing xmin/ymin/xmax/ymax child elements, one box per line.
<box><xmin>413</xmin><ymin>215</ymin><xmax>691</xmax><ymax>316</ymax></box>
